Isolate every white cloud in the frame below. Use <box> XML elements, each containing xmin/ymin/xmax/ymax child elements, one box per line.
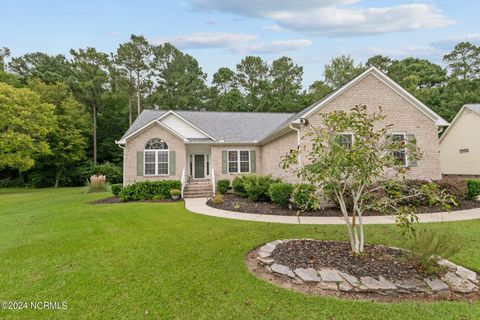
<box><xmin>262</xmin><ymin>25</ymin><xmax>283</xmax><ymax>32</ymax></box>
<box><xmin>190</xmin><ymin>1</ymin><xmax>453</xmax><ymax>37</ymax></box>
<box><xmin>153</xmin><ymin>32</ymin><xmax>311</xmax><ymax>54</ymax></box>
<box><xmin>431</xmin><ymin>33</ymin><xmax>480</xmax><ymax>50</ymax></box>
<box><xmin>191</xmin><ymin>0</ymin><xmax>357</xmax><ymax>16</ymax></box>
<box><xmin>230</xmin><ymin>39</ymin><xmax>312</xmax><ymax>54</ymax></box>
<box><xmin>153</xmin><ymin>32</ymin><xmax>257</xmax><ymax>49</ymax></box>
<box><xmin>363</xmin><ymin>45</ymin><xmax>438</xmax><ymax>58</ymax></box>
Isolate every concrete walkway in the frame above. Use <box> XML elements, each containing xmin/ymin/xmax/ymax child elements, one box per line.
<box><xmin>184</xmin><ymin>197</ymin><xmax>480</xmax><ymax>225</ymax></box>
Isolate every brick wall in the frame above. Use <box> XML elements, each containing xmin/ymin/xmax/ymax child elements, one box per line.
<box><xmin>297</xmin><ymin>73</ymin><xmax>442</xmax><ymax>181</ymax></box>
<box><xmin>123</xmin><ymin>124</ymin><xmax>186</xmax><ymax>185</ymax></box>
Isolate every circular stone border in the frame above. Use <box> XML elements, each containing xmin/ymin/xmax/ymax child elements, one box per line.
<box><xmin>245</xmin><ymin>239</ymin><xmax>480</xmax><ymax>302</ymax></box>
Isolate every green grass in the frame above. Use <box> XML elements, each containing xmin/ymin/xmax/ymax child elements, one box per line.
<box><xmin>0</xmin><ymin>188</ymin><xmax>479</xmax><ymax>319</ymax></box>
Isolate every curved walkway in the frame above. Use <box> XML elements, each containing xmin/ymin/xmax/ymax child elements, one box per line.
<box><xmin>184</xmin><ymin>197</ymin><xmax>480</xmax><ymax>225</ymax></box>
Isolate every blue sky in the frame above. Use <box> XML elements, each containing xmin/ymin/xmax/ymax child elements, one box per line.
<box><xmin>1</xmin><ymin>0</ymin><xmax>479</xmax><ymax>87</ymax></box>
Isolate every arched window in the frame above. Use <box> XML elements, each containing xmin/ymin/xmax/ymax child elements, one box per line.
<box><xmin>144</xmin><ymin>138</ymin><xmax>169</xmax><ymax>175</ymax></box>
<box><xmin>145</xmin><ymin>138</ymin><xmax>168</xmax><ymax>150</ymax></box>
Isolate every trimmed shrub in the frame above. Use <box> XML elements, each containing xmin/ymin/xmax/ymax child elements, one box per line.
<box><xmin>111</xmin><ymin>184</ymin><xmax>123</xmax><ymax>196</ymax></box>
<box><xmin>216</xmin><ymin>179</ymin><xmax>230</xmax><ymax>194</ymax></box>
<box><xmin>292</xmin><ymin>184</ymin><xmax>318</xmax><ymax>211</ymax></box>
<box><xmin>467</xmin><ymin>179</ymin><xmax>480</xmax><ymax>200</ymax></box>
<box><xmin>119</xmin><ymin>180</ymin><xmax>181</xmax><ymax>201</ymax></box>
<box><xmin>211</xmin><ymin>193</ymin><xmax>224</xmax><ymax>205</ymax></box>
<box><xmin>269</xmin><ymin>182</ymin><xmax>293</xmax><ymax>208</ymax></box>
<box><xmin>436</xmin><ymin>179</ymin><xmax>467</xmax><ymax>200</ymax></box>
<box><xmin>232</xmin><ymin>175</ymin><xmax>251</xmax><ymax>197</ymax></box>
<box><xmin>88</xmin><ymin>175</ymin><xmax>107</xmax><ymax>193</ymax></box>
<box><xmin>243</xmin><ymin>175</ymin><xmax>281</xmax><ymax>202</ymax></box>
<box><xmin>170</xmin><ymin>189</ymin><xmax>181</xmax><ymax>197</ymax></box>
<box><xmin>92</xmin><ymin>162</ymin><xmax>122</xmax><ymax>184</ymax></box>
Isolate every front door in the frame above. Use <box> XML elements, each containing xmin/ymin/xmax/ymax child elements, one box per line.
<box><xmin>194</xmin><ymin>154</ymin><xmax>205</xmax><ymax>179</ymax></box>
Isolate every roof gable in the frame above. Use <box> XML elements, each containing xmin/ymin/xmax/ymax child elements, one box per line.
<box><xmin>288</xmin><ymin>66</ymin><xmax>449</xmax><ymax>127</ymax></box>
<box><xmin>440</xmin><ymin>104</ymin><xmax>480</xmax><ymax>142</ymax></box>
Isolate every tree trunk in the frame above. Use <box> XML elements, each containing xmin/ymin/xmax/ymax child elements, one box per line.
<box><xmin>136</xmin><ymin>74</ymin><xmax>141</xmax><ymax>116</ymax></box>
<box><xmin>54</xmin><ymin>166</ymin><xmax>63</xmax><ymax>188</ymax></box>
<box><xmin>128</xmin><ymin>89</ymin><xmax>132</xmax><ymax>126</ymax></box>
<box><xmin>93</xmin><ymin>104</ymin><xmax>97</xmax><ymax>165</ymax></box>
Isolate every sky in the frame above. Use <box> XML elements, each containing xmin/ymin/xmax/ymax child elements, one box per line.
<box><xmin>1</xmin><ymin>0</ymin><xmax>479</xmax><ymax>87</ymax></box>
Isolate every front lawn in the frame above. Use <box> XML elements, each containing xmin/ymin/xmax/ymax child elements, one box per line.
<box><xmin>0</xmin><ymin>188</ymin><xmax>479</xmax><ymax>319</ymax></box>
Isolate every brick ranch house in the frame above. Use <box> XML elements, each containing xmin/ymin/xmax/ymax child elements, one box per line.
<box><xmin>116</xmin><ymin>67</ymin><xmax>449</xmax><ymax>197</ymax></box>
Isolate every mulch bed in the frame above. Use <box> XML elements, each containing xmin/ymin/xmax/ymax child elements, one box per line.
<box><xmin>245</xmin><ymin>240</ymin><xmax>480</xmax><ymax>302</ymax></box>
<box><xmin>272</xmin><ymin>240</ymin><xmax>425</xmax><ymax>280</ymax></box>
<box><xmin>208</xmin><ymin>193</ymin><xmax>480</xmax><ymax>217</ymax></box>
<box><xmin>91</xmin><ymin>196</ymin><xmax>179</xmax><ymax>204</ymax></box>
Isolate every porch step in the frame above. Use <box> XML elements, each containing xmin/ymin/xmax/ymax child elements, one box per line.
<box><xmin>183</xmin><ymin>180</ymin><xmax>213</xmax><ymax>198</ymax></box>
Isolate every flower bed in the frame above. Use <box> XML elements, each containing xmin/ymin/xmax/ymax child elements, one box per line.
<box><xmin>207</xmin><ymin>193</ymin><xmax>480</xmax><ymax>216</ymax></box>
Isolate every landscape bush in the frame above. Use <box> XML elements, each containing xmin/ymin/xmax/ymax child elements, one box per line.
<box><xmin>118</xmin><ymin>180</ymin><xmax>181</xmax><ymax>201</ymax></box>
<box><xmin>436</xmin><ymin>179</ymin><xmax>467</xmax><ymax>200</ymax></box>
<box><xmin>243</xmin><ymin>175</ymin><xmax>280</xmax><ymax>202</ymax></box>
<box><xmin>111</xmin><ymin>183</ymin><xmax>123</xmax><ymax>196</ymax></box>
<box><xmin>467</xmin><ymin>179</ymin><xmax>480</xmax><ymax>200</ymax></box>
<box><xmin>88</xmin><ymin>175</ymin><xmax>107</xmax><ymax>193</ymax></box>
<box><xmin>92</xmin><ymin>162</ymin><xmax>123</xmax><ymax>184</ymax></box>
<box><xmin>170</xmin><ymin>189</ymin><xmax>181</xmax><ymax>198</ymax></box>
<box><xmin>292</xmin><ymin>184</ymin><xmax>319</xmax><ymax>211</ymax></box>
<box><xmin>405</xmin><ymin>227</ymin><xmax>462</xmax><ymax>274</ymax></box>
<box><xmin>268</xmin><ymin>182</ymin><xmax>294</xmax><ymax>208</ymax></box>
<box><xmin>232</xmin><ymin>175</ymin><xmax>251</xmax><ymax>197</ymax></box>
<box><xmin>216</xmin><ymin>179</ymin><xmax>230</xmax><ymax>194</ymax></box>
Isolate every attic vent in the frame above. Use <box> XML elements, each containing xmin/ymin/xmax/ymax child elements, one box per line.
<box><xmin>459</xmin><ymin>148</ymin><xmax>469</xmax><ymax>154</ymax></box>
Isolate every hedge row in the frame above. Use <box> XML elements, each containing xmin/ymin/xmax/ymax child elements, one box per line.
<box><xmin>117</xmin><ymin>180</ymin><xmax>181</xmax><ymax>201</ymax></box>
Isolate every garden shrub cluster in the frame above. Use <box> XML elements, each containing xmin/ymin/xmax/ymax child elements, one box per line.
<box><xmin>292</xmin><ymin>184</ymin><xmax>319</xmax><ymax>211</ymax></box>
<box><xmin>232</xmin><ymin>174</ymin><xmax>280</xmax><ymax>202</ymax></box>
<box><xmin>467</xmin><ymin>179</ymin><xmax>480</xmax><ymax>200</ymax></box>
<box><xmin>230</xmin><ymin>174</ymin><xmax>319</xmax><ymax>211</ymax></box>
<box><xmin>268</xmin><ymin>182</ymin><xmax>293</xmax><ymax>208</ymax></box>
<box><xmin>118</xmin><ymin>180</ymin><xmax>181</xmax><ymax>201</ymax></box>
<box><xmin>111</xmin><ymin>184</ymin><xmax>123</xmax><ymax>196</ymax></box>
<box><xmin>216</xmin><ymin>179</ymin><xmax>230</xmax><ymax>194</ymax></box>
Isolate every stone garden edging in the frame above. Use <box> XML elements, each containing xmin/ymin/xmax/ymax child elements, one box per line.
<box><xmin>246</xmin><ymin>239</ymin><xmax>479</xmax><ymax>301</ymax></box>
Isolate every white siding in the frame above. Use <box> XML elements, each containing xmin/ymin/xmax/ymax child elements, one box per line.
<box><xmin>160</xmin><ymin>114</ymin><xmax>209</xmax><ymax>139</ymax></box>
<box><xmin>440</xmin><ymin>109</ymin><xmax>480</xmax><ymax>175</ymax></box>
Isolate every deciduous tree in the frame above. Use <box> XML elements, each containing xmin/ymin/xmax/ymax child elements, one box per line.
<box><xmin>0</xmin><ymin>82</ymin><xmax>55</xmax><ymax>171</ymax></box>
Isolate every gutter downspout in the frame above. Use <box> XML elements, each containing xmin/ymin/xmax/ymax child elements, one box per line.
<box><xmin>289</xmin><ymin>125</ymin><xmax>302</xmax><ymax>168</ymax></box>
<box><xmin>115</xmin><ymin>140</ymin><xmax>126</xmax><ymax>186</ymax></box>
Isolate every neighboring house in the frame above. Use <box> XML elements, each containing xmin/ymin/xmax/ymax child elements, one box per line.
<box><xmin>116</xmin><ymin>67</ymin><xmax>448</xmax><ymax>197</ymax></box>
<box><xmin>439</xmin><ymin>104</ymin><xmax>480</xmax><ymax>178</ymax></box>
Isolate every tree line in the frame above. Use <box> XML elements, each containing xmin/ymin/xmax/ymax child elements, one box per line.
<box><xmin>0</xmin><ymin>36</ymin><xmax>479</xmax><ymax>187</ymax></box>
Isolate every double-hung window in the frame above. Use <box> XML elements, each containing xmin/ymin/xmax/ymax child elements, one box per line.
<box><xmin>144</xmin><ymin>138</ymin><xmax>169</xmax><ymax>175</ymax></box>
<box><xmin>392</xmin><ymin>133</ymin><xmax>407</xmax><ymax>166</ymax></box>
<box><xmin>228</xmin><ymin>150</ymin><xmax>250</xmax><ymax>174</ymax></box>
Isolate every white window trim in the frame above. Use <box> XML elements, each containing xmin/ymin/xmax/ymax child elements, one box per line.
<box><xmin>337</xmin><ymin>132</ymin><xmax>354</xmax><ymax>147</ymax></box>
<box><xmin>144</xmin><ymin>150</ymin><xmax>170</xmax><ymax>176</ymax></box>
<box><xmin>391</xmin><ymin>132</ymin><xmax>409</xmax><ymax>167</ymax></box>
<box><xmin>227</xmin><ymin>149</ymin><xmax>251</xmax><ymax>174</ymax></box>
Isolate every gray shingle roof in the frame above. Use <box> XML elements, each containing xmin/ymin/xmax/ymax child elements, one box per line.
<box><xmin>120</xmin><ymin>110</ymin><xmax>294</xmax><ymax>143</ymax></box>
<box><xmin>465</xmin><ymin>104</ymin><xmax>480</xmax><ymax>115</ymax></box>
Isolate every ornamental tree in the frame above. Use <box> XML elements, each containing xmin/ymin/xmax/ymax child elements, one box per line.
<box><xmin>281</xmin><ymin>105</ymin><xmax>454</xmax><ymax>254</ymax></box>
